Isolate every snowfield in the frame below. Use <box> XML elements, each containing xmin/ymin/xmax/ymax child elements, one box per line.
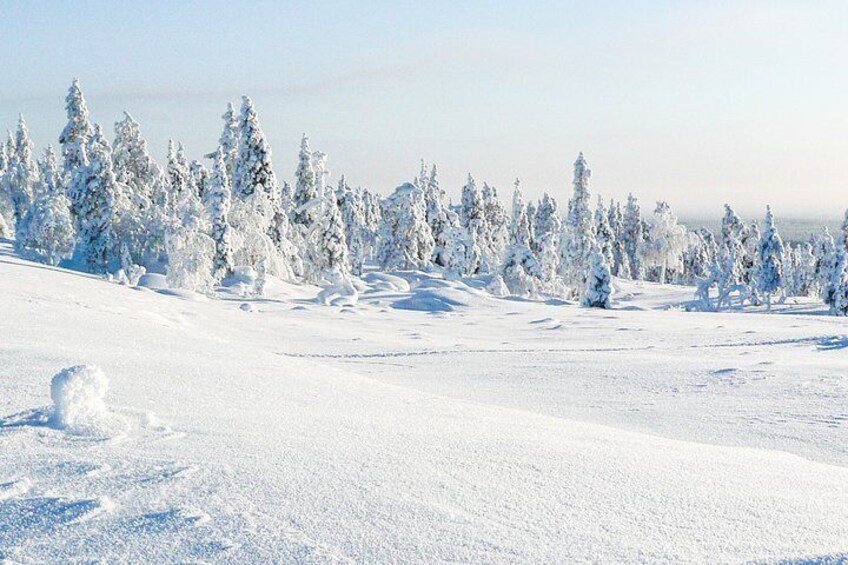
<box><xmin>1</xmin><ymin>241</ymin><xmax>847</xmax><ymax>564</ymax></box>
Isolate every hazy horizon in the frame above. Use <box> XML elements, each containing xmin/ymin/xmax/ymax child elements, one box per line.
<box><xmin>2</xmin><ymin>1</ymin><xmax>846</xmax><ymax>218</ymax></box>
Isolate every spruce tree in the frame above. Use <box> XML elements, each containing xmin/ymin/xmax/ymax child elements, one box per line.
<box><xmin>622</xmin><ymin>193</ymin><xmax>643</xmax><ymax>279</ymax></box>
<box><xmin>208</xmin><ymin>147</ymin><xmax>235</xmax><ymax>280</ymax></box>
<box><xmin>292</xmin><ymin>134</ymin><xmax>319</xmax><ymax>228</ymax></box>
<box><xmin>6</xmin><ymin>115</ymin><xmax>38</xmax><ymax>226</ymax></box>
<box><xmin>560</xmin><ymin>152</ymin><xmax>596</xmax><ymax>292</ymax></box>
<box><xmin>58</xmin><ymin>79</ymin><xmax>93</xmax><ymax>178</ymax></box>
<box><xmin>70</xmin><ymin>125</ymin><xmax>120</xmax><ymax>273</ymax></box>
<box><xmin>583</xmin><ymin>245</ymin><xmax>613</xmax><ymax>308</ymax></box>
<box><xmin>755</xmin><ymin>206</ymin><xmax>785</xmax><ymax>308</ymax></box>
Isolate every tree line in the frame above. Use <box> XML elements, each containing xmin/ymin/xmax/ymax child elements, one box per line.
<box><xmin>1</xmin><ymin>80</ymin><xmax>847</xmax><ymax>314</ymax></box>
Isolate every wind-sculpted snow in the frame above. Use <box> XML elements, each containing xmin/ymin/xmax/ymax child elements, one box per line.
<box><xmin>1</xmin><ymin>245</ymin><xmax>847</xmax><ymax>563</ymax></box>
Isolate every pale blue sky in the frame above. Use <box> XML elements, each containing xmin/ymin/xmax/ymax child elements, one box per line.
<box><xmin>1</xmin><ymin>1</ymin><xmax>846</xmax><ymax>217</ymax></box>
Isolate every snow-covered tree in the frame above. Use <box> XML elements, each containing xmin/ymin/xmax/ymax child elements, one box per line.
<box><xmin>207</xmin><ymin>147</ymin><xmax>235</xmax><ymax>281</ymax></box>
<box><xmin>4</xmin><ymin>115</ymin><xmax>39</xmax><ymax>227</ymax></box>
<box><xmin>812</xmin><ymin>228</ymin><xmax>837</xmax><ymax>298</ymax></box>
<box><xmin>423</xmin><ymin>163</ymin><xmax>452</xmax><ymax>266</ymax></box>
<box><xmin>377</xmin><ymin>183</ymin><xmax>434</xmax><ymax>270</ymax></box>
<box><xmin>460</xmin><ymin>174</ymin><xmax>488</xmax><ymax>273</ymax></box>
<box><xmin>233</xmin><ymin>96</ymin><xmax>292</xmax><ymax>253</ymax></box>
<box><xmin>35</xmin><ymin>145</ymin><xmax>62</xmax><ymax>200</ymax></box>
<box><xmin>69</xmin><ymin>125</ymin><xmax>120</xmax><ymax>273</ymax></box>
<box><xmin>594</xmin><ymin>196</ymin><xmax>615</xmax><ymax>270</ymax></box>
<box><xmin>785</xmin><ymin>242</ymin><xmax>816</xmax><ymax>297</ymax></box>
<box><xmin>165</xmin><ymin>204</ymin><xmax>215</xmax><ymax>292</ymax></box>
<box><xmin>622</xmin><ymin>193</ymin><xmax>643</xmax><ymax>279</ymax></box>
<box><xmin>583</xmin><ymin>246</ymin><xmax>613</xmax><ymax>308</ymax></box>
<box><xmin>560</xmin><ymin>152</ymin><xmax>596</xmax><ymax>292</ymax></box>
<box><xmin>740</xmin><ymin>221</ymin><xmax>760</xmax><ymax>286</ymax></box>
<box><xmin>208</xmin><ymin>102</ymin><xmax>239</xmax><ymax>183</ymax></box>
<box><xmin>841</xmin><ymin>208</ymin><xmax>848</xmax><ymax>251</ymax></box>
<box><xmin>340</xmin><ymin>186</ymin><xmax>367</xmax><ymax>276</ymax></box>
<box><xmin>312</xmin><ymin>150</ymin><xmax>331</xmax><ymax>203</ymax></box>
<box><xmin>502</xmin><ymin>192</ymin><xmax>543</xmax><ymax>295</ymax></box>
<box><xmin>190</xmin><ymin>160</ymin><xmax>209</xmax><ymax>199</ymax></box>
<box><xmin>607</xmin><ymin>199</ymin><xmax>629</xmax><ymax>278</ymax></box>
<box><xmin>313</xmin><ymin>195</ymin><xmax>349</xmax><ymax>277</ymax></box>
<box><xmin>639</xmin><ymin>201</ymin><xmax>687</xmax><ymax>283</ymax></box>
<box><xmin>165</xmin><ymin>140</ymin><xmax>190</xmax><ymax>209</ymax></box>
<box><xmin>58</xmin><ymin>79</ymin><xmax>93</xmax><ymax>178</ymax></box>
<box><xmin>111</xmin><ymin>112</ymin><xmax>171</xmax><ymax>264</ymax></box>
<box><xmin>755</xmin><ymin>206</ymin><xmax>785</xmax><ymax>308</ymax></box>
<box><xmin>15</xmin><ymin>145</ymin><xmax>75</xmax><ymax>265</ymax></box>
<box><xmin>292</xmin><ymin>134</ymin><xmax>320</xmax><ymax>229</ymax></box>
<box><xmin>361</xmin><ymin>187</ymin><xmax>383</xmax><ymax>257</ymax></box>
<box><xmin>481</xmin><ymin>182</ymin><xmax>509</xmax><ymax>271</ymax></box>
<box><xmin>533</xmin><ymin>193</ymin><xmax>562</xmax><ymax>282</ymax></box>
<box><xmin>826</xmin><ymin>245</ymin><xmax>848</xmax><ymax>316</ymax></box>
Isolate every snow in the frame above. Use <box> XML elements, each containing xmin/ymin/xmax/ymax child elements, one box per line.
<box><xmin>49</xmin><ymin>365</ymin><xmax>124</xmax><ymax>438</ymax></box>
<box><xmin>1</xmin><ymin>242</ymin><xmax>847</xmax><ymax>563</ymax></box>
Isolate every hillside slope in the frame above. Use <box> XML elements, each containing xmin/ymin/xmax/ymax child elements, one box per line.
<box><xmin>1</xmin><ymin>244</ymin><xmax>846</xmax><ymax>563</ymax></box>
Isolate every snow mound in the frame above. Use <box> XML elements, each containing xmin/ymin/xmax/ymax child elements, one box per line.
<box><xmin>362</xmin><ymin>272</ymin><xmax>410</xmax><ymax>292</ymax></box>
<box><xmin>136</xmin><ymin>273</ymin><xmax>168</xmax><ymax>290</ymax></box>
<box><xmin>50</xmin><ymin>365</ymin><xmax>125</xmax><ymax>437</ymax></box>
<box><xmin>317</xmin><ymin>277</ymin><xmax>359</xmax><ymax>307</ymax></box>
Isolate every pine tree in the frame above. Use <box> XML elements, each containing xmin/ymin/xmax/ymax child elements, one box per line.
<box><xmin>639</xmin><ymin>201</ymin><xmax>687</xmax><ymax>283</ymax></box>
<box><xmin>15</xmin><ymin>145</ymin><xmax>75</xmax><ymax>265</ymax></box>
<box><xmin>813</xmin><ymin>228</ymin><xmax>837</xmax><ymax>298</ymax></box>
<box><xmin>423</xmin><ymin>163</ymin><xmax>452</xmax><ymax>266</ymax></box>
<box><xmin>340</xmin><ymin>186</ymin><xmax>367</xmax><ymax>276</ymax></box>
<box><xmin>481</xmin><ymin>182</ymin><xmax>509</xmax><ymax>271</ymax></box>
<box><xmin>209</xmin><ymin>102</ymin><xmax>239</xmax><ymax>183</ymax></box>
<box><xmin>828</xmin><ymin>246</ymin><xmax>848</xmax><ymax>316</ymax></box>
<box><xmin>622</xmin><ymin>193</ymin><xmax>643</xmax><ymax>279</ymax></box>
<box><xmin>58</xmin><ymin>79</ymin><xmax>93</xmax><ymax>178</ymax></box>
<box><xmin>208</xmin><ymin>147</ymin><xmax>235</xmax><ymax>281</ymax></box>
<box><xmin>292</xmin><ymin>134</ymin><xmax>319</xmax><ymax>228</ymax></box>
<box><xmin>35</xmin><ymin>145</ymin><xmax>62</xmax><ymax>200</ymax></box>
<box><xmin>5</xmin><ymin>115</ymin><xmax>39</xmax><ymax>227</ymax></box>
<box><xmin>607</xmin><ymin>199</ymin><xmax>628</xmax><ymax>277</ymax></box>
<box><xmin>533</xmin><ymin>193</ymin><xmax>562</xmax><ymax>281</ymax></box>
<box><xmin>460</xmin><ymin>174</ymin><xmax>488</xmax><ymax>273</ymax></box>
<box><xmin>755</xmin><ymin>206</ymin><xmax>785</xmax><ymax>308</ymax></box>
<box><xmin>583</xmin><ymin>246</ymin><xmax>613</xmax><ymax>308</ymax></box>
<box><xmin>166</xmin><ymin>140</ymin><xmax>190</xmax><ymax>209</ymax></box>
<box><xmin>70</xmin><ymin>125</ymin><xmax>120</xmax><ymax>273</ymax></box>
<box><xmin>841</xmin><ymin>208</ymin><xmax>848</xmax><ymax>251</ymax></box>
<box><xmin>560</xmin><ymin>152</ymin><xmax>596</xmax><ymax>292</ymax></box>
<box><xmin>720</xmin><ymin>204</ymin><xmax>748</xmax><ymax>283</ymax></box>
<box><xmin>377</xmin><ymin>183</ymin><xmax>434</xmax><ymax>270</ymax></box>
<box><xmin>594</xmin><ymin>195</ymin><xmax>615</xmax><ymax>270</ymax></box>
<box><xmin>315</xmin><ymin>196</ymin><xmax>349</xmax><ymax>276</ymax></box>
<box><xmin>190</xmin><ymin>160</ymin><xmax>209</xmax><ymax>199</ymax></box>
<box><xmin>502</xmin><ymin>195</ymin><xmax>542</xmax><ymax>295</ymax></box>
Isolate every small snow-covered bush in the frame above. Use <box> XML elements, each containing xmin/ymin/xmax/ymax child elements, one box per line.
<box><xmin>50</xmin><ymin>365</ymin><xmax>124</xmax><ymax>437</ymax></box>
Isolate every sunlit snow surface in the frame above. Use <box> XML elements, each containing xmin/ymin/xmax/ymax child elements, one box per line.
<box><xmin>0</xmin><ymin>241</ymin><xmax>846</xmax><ymax>564</ymax></box>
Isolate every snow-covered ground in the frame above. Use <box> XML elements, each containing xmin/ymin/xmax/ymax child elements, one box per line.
<box><xmin>1</xmin><ymin>241</ymin><xmax>846</xmax><ymax>564</ymax></box>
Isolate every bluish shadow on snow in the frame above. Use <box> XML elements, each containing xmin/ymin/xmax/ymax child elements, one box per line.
<box><xmin>751</xmin><ymin>553</ymin><xmax>848</xmax><ymax>565</ymax></box>
<box><xmin>817</xmin><ymin>336</ymin><xmax>848</xmax><ymax>351</ymax></box>
<box><xmin>0</xmin><ymin>407</ymin><xmax>51</xmax><ymax>429</ymax></box>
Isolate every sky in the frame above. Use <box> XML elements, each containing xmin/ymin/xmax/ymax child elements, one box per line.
<box><xmin>1</xmin><ymin>0</ymin><xmax>846</xmax><ymax>219</ymax></box>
